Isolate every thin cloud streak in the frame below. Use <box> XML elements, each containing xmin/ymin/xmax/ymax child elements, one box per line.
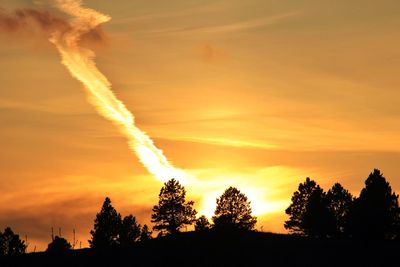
<box><xmin>134</xmin><ymin>11</ymin><xmax>300</xmax><ymax>37</ymax></box>
<box><xmin>112</xmin><ymin>0</ymin><xmax>230</xmax><ymax>25</ymax></box>
<box><xmin>166</xmin><ymin>136</ymin><xmax>277</xmax><ymax>150</ymax></box>
<box><xmin>188</xmin><ymin>11</ymin><xmax>300</xmax><ymax>35</ymax></box>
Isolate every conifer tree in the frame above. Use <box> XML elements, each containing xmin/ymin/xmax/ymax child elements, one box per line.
<box><xmin>212</xmin><ymin>187</ymin><xmax>257</xmax><ymax>231</ymax></box>
<box><xmin>89</xmin><ymin>197</ymin><xmax>122</xmax><ymax>249</ymax></box>
<box><xmin>151</xmin><ymin>179</ymin><xmax>197</xmax><ymax>235</ymax></box>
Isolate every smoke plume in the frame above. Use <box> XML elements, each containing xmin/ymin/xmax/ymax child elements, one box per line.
<box><xmin>0</xmin><ymin>6</ymin><xmax>105</xmax><ymax>44</ymax></box>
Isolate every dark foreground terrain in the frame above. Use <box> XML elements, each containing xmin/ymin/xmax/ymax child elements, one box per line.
<box><xmin>1</xmin><ymin>231</ymin><xmax>399</xmax><ymax>267</ymax></box>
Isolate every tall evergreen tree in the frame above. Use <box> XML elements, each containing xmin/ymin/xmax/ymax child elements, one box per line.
<box><xmin>285</xmin><ymin>178</ymin><xmax>323</xmax><ymax>235</ymax></box>
<box><xmin>118</xmin><ymin>215</ymin><xmax>141</xmax><ymax>248</ymax></box>
<box><xmin>348</xmin><ymin>169</ymin><xmax>400</xmax><ymax>239</ymax></box>
<box><xmin>89</xmin><ymin>197</ymin><xmax>122</xmax><ymax>249</ymax></box>
<box><xmin>151</xmin><ymin>179</ymin><xmax>197</xmax><ymax>235</ymax></box>
<box><xmin>327</xmin><ymin>183</ymin><xmax>353</xmax><ymax>237</ymax></box>
<box><xmin>212</xmin><ymin>187</ymin><xmax>257</xmax><ymax>231</ymax></box>
<box><xmin>302</xmin><ymin>188</ymin><xmax>336</xmax><ymax>237</ymax></box>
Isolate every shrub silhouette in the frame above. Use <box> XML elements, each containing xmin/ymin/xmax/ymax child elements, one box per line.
<box><xmin>195</xmin><ymin>215</ymin><xmax>211</xmax><ymax>231</ymax></box>
<box><xmin>89</xmin><ymin>197</ymin><xmax>122</xmax><ymax>249</ymax></box>
<box><xmin>0</xmin><ymin>227</ymin><xmax>26</xmax><ymax>256</ymax></box>
<box><xmin>327</xmin><ymin>183</ymin><xmax>353</xmax><ymax>237</ymax></box>
<box><xmin>46</xmin><ymin>236</ymin><xmax>71</xmax><ymax>253</ymax></box>
<box><xmin>212</xmin><ymin>187</ymin><xmax>257</xmax><ymax>231</ymax></box>
<box><xmin>348</xmin><ymin>169</ymin><xmax>400</xmax><ymax>239</ymax></box>
<box><xmin>151</xmin><ymin>179</ymin><xmax>197</xmax><ymax>235</ymax></box>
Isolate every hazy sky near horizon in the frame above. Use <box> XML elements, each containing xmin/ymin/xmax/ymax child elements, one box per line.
<box><xmin>1</xmin><ymin>0</ymin><xmax>400</xmax><ymax>250</ymax></box>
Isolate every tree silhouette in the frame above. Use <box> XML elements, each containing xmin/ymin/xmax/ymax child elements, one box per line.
<box><xmin>302</xmin><ymin>187</ymin><xmax>336</xmax><ymax>237</ymax></box>
<box><xmin>285</xmin><ymin>178</ymin><xmax>325</xmax><ymax>235</ymax></box>
<box><xmin>0</xmin><ymin>227</ymin><xmax>26</xmax><ymax>256</ymax></box>
<box><xmin>151</xmin><ymin>179</ymin><xmax>197</xmax><ymax>235</ymax></box>
<box><xmin>139</xmin><ymin>225</ymin><xmax>152</xmax><ymax>242</ymax></box>
<box><xmin>327</xmin><ymin>183</ymin><xmax>353</xmax><ymax>237</ymax></box>
<box><xmin>395</xmin><ymin>216</ymin><xmax>400</xmax><ymax>240</ymax></box>
<box><xmin>46</xmin><ymin>236</ymin><xmax>71</xmax><ymax>253</ymax></box>
<box><xmin>89</xmin><ymin>197</ymin><xmax>122</xmax><ymax>249</ymax></box>
<box><xmin>195</xmin><ymin>215</ymin><xmax>211</xmax><ymax>231</ymax></box>
<box><xmin>348</xmin><ymin>169</ymin><xmax>400</xmax><ymax>239</ymax></box>
<box><xmin>118</xmin><ymin>215</ymin><xmax>141</xmax><ymax>248</ymax></box>
<box><xmin>212</xmin><ymin>187</ymin><xmax>257</xmax><ymax>231</ymax></box>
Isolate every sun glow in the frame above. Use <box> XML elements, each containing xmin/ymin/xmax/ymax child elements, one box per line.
<box><xmin>193</xmin><ymin>167</ymin><xmax>297</xmax><ymax>219</ymax></box>
<box><xmin>198</xmin><ymin>186</ymin><xmax>288</xmax><ymax>219</ymax></box>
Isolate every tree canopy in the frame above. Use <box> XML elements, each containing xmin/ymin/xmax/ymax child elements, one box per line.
<box><xmin>302</xmin><ymin>186</ymin><xmax>336</xmax><ymax>237</ymax></box>
<box><xmin>285</xmin><ymin>170</ymin><xmax>400</xmax><ymax>239</ymax></box>
<box><xmin>0</xmin><ymin>227</ymin><xmax>26</xmax><ymax>256</ymax></box>
<box><xmin>89</xmin><ymin>197</ymin><xmax>151</xmax><ymax>248</ymax></box>
<box><xmin>89</xmin><ymin>197</ymin><xmax>122</xmax><ymax>249</ymax></box>
<box><xmin>139</xmin><ymin>225</ymin><xmax>152</xmax><ymax>242</ymax></box>
<box><xmin>212</xmin><ymin>187</ymin><xmax>257</xmax><ymax>231</ymax></box>
<box><xmin>285</xmin><ymin>178</ymin><xmax>322</xmax><ymax>235</ymax></box>
<box><xmin>327</xmin><ymin>183</ymin><xmax>353</xmax><ymax>237</ymax></box>
<box><xmin>348</xmin><ymin>169</ymin><xmax>400</xmax><ymax>239</ymax></box>
<box><xmin>118</xmin><ymin>215</ymin><xmax>142</xmax><ymax>248</ymax></box>
<box><xmin>195</xmin><ymin>215</ymin><xmax>211</xmax><ymax>231</ymax></box>
<box><xmin>151</xmin><ymin>179</ymin><xmax>197</xmax><ymax>235</ymax></box>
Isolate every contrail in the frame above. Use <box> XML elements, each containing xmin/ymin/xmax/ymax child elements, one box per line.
<box><xmin>0</xmin><ymin>0</ymin><xmax>271</xmax><ymax>221</ymax></box>
<box><xmin>50</xmin><ymin>0</ymin><xmax>188</xmax><ymax>183</ymax></box>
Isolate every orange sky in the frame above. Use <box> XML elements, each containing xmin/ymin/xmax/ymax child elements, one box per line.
<box><xmin>1</xmin><ymin>0</ymin><xmax>400</xmax><ymax>251</ymax></box>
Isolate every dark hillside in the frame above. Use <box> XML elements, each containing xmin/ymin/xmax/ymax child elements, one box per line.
<box><xmin>1</xmin><ymin>231</ymin><xmax>399</xmax><ymax>267</ymax></box>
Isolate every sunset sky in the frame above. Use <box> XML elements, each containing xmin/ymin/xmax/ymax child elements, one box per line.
<box><xmin>1</xmin><ymin>0</ymin><xmax>400</xmax><ymax>250</ymax></box>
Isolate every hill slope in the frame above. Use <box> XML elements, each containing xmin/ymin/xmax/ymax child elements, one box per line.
<box><xmin>2</xmin><ymin>231</ymin><xmax>399</xmax><ymax>266</ymax></box>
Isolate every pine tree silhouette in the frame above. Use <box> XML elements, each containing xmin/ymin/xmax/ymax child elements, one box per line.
<box><xmin>151</xmin><ymin>179</ymin><xmax>197</xmax><ymax>235</ymax></box>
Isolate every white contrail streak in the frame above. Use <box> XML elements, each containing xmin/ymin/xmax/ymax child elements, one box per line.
<box><xmin>50</xmin><ymin>0</ymin><xmax>188</xmax><ymax>183</ymax></box>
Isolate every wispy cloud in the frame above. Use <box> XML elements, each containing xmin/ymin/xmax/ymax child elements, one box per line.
<box><xmin>187</xmin><ymin>11</ymin><xmax>300</xmax><ymax>35</ymax></box>
<box><xmin>112</xmin><ymin>0</ymin><xmax>230</xmax><ymax>25</ymax></box>
<box><xmin>135</xmin><ymin>11</ymin><xmax>300</xmax><ymax>37</ymax></box>
<box><xmin>171</xmin><ymin>136</ymin><xmax>277</xmax><ymax>149</ymax></box>
<box><xmin>0</xmin><ymin>97</ymin><xmax>86</xmax><ymax>115</ymax></box>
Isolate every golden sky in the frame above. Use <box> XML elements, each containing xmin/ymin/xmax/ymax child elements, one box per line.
<box><xmin>0</xmin><ymin>0</ymin><xmax>400</xmax><ymax>250</ymax></box>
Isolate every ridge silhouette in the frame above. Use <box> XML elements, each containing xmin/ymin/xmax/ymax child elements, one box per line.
<box><xmin>0</xmin><ymin>168</ymin><xmax>399</xmax><ymax>266</ymax></box>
